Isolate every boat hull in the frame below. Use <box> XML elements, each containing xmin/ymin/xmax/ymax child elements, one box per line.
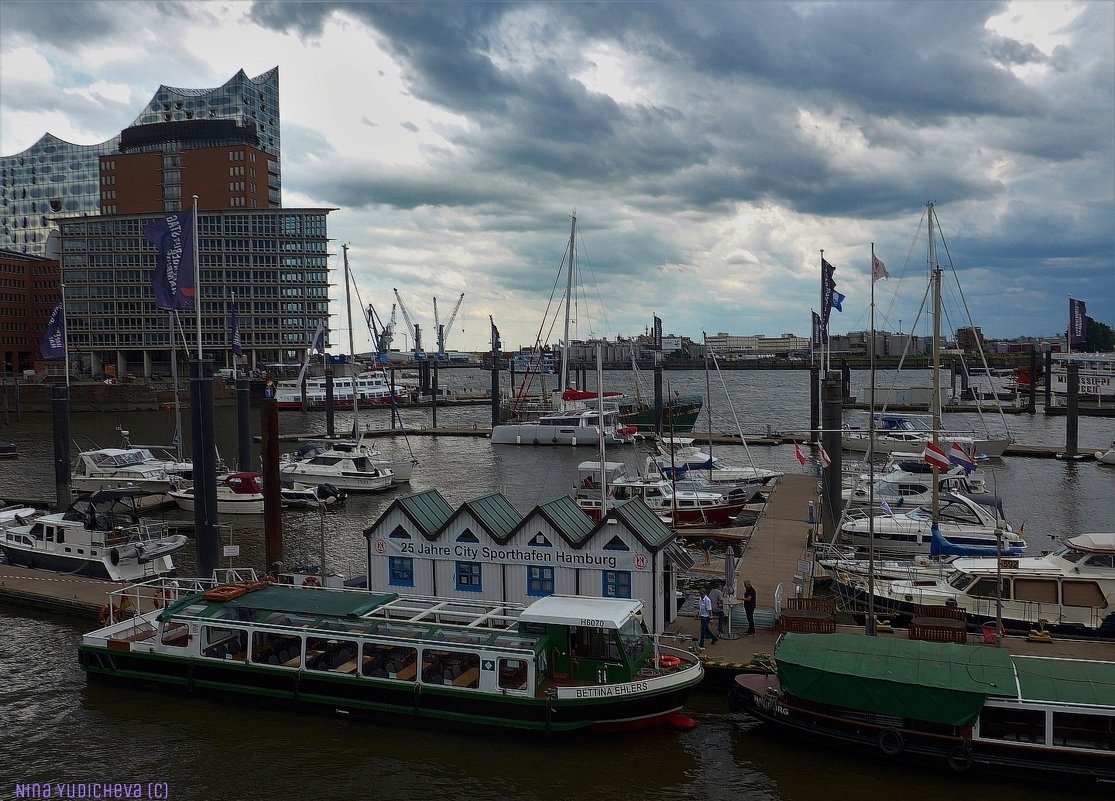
<box><xmin>277</xmin><ymin>467</ymin><xmax>394</xmax><ymax>493</ymax></box>
<box><xmin>491</xmin><ymin>423</ymin><xmax>634</xmax><ymax>447</ymax></box>
<box><xmin>169</xmin><ymin>491</ymin><xmax>265</xmax><ymax>515</ymax></box>
<box><xmin>621</xmin><ymin>396</ymin><xmax>703</xmax><ymax>434</ymax></box>
<box><xmin>0</xmin><ymin>544</ymin><xmax>173</xmax><ymax>582</ymax></box>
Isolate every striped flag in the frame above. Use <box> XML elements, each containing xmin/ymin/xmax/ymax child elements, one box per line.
<box><xmin>922</xmin><ymin>441</ymin><xmax>951</xmax><ymax>471</ymax></box>
<box><xmin>948</xmin><ymin>442</ymin><xmax>977</xmax><ymax>474</ymax></box>
<box><xmin>794</xmin><ymin>443</ymin><xmax>808</xmax><ymax>465</ymax></box>
<box><xmin>872</xmin><ymin>254</ymin><xmax>889</xmax><ymax>282</ymax></box>
<box><xmin>818</xmin><ymin>444</ymin><xmax>832</xmax><ymax>469</ymax></box>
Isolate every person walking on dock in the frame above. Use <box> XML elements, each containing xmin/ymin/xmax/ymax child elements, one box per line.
<box><xmin>700</xmin><ymin>537</ymin><xmax>715</xmax><ymax>566</ymax></box>
<box><xmin>698</xmin><ymin>586</ymin><xmax>718</xmax><ymax>647</ymax></box>
<box><xmin>742</xmin><ymin>579</ymin><xmax>757</xmax><ymax>636</ymax></box>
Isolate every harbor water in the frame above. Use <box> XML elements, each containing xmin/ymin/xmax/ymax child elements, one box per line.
<box><xmin>0</xmin><ymin>369</ymin><xmax>1111</xmax><ymax>800</ymax></box>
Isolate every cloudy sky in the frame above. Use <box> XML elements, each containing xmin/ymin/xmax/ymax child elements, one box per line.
<box><xmin>2</xmin><ymin>1</ymin><xmax>1112</xmax><ymax>352</ymax></box>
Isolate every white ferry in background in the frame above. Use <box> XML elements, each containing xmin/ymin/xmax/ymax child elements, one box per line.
<box><xmin>1049</xmin><ymin>353</ymin><xmax>1115</xmax><ymax>402</ymax></box>
<box><xmin>275</xmin><ymin>371</ymin><xmax>409</xmax><ymax>410</ymax></box>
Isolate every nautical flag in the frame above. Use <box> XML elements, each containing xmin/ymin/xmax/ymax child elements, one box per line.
<box><xmin>818</xmin><ymin>444</ymin><xmax>831</xmax><ymax>469</ymax></box>
<box><xmin>811</xmin><ymin>310</ymin><xmax>825</xmax><ymax>347</ymax></box>
<box><xmin>794</xmin><ymin>442</ymin><xmax>808</xmax><ymax>466</ymax></box>
<box><xmin>820</xmin><ymin>257</ymin><xmax>836</xmax><ymax>331</ymax></box>
<box><xmin>1069</xmin><ymin>298</ymin><xmax>1088</xmax><ymax>346</ymax></box>
<box><xmin>653</xmin><ymin>315</ymin><xmax>663</xmax><ymax>351</ymax></box>
<box><xmin>40</xmin><ymin>300</ymin><xmax>66</xmax><ymax>359</ymax></box>
<box><xmin>922</xmin><ymin>441</ymin><xmax>951</xmax><ymax>471</ymax></box>
<box><xmin>229</xmin><ymin>301</ymin><xmax>243</xmax><ymax>356</ymax></box>
<box><xmin>948</xmin><ymin>442</ymin><xmax>977</xmax><ymax>474</ymax></box>
<box><xmin>881</xmin><ymin>500</ymin><xmax>895</xmax><ymax>517</ymax></box>
<box><xmin>311</xmin><ymin>320</ymin><xmax>326</xmax><ymax>354</ymax></box>
<box><xmin>872</xmin><ymin>254</ymin><xmax>889</xmax><ymax>282</ymax></box>
<box><xmin>490</xmin><ymin>317</ymin><xmax>501</xmax><ymax>351</ymax></box>
<box><xmin>830</xmin><ymin>290</ymin><xmax>846</xmax><ymax>313</ymax></box>
<box><xmin>143</xmin><ymin>209</ymin><xmax>195</xmax><ymax>311</ymax></box>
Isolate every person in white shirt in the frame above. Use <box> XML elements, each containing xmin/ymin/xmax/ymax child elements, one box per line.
<box><xmin>698</xmin><ymin>586</ymin><xmax>719</xmax><ymax>647</ymax></box>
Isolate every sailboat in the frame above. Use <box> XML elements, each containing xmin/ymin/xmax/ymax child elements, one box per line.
<box><xmin>842</xmin><ymin>205</ymin><xmax>1012</xmax><ymax>459</ymax></box>
<box><xmin>491</xmin><ymin>214</ymin><xmax>638</xmax><ymax>447</ymax></box>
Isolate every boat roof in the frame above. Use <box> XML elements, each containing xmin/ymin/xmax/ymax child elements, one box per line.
<box><xmin>1013</xmin><ymin>655</ymin><xmax>1115</xmax><ymax>708</ymax></box>
<box><xmin>776</xmin><ymin>633</ymin><xmax>1016</xmax><ymax>727</ymax></box>
<box><xmin>1065</xmin><ymin>533</ymin><xmax>1115</xmax><ymax>553</ymax></box>
<box><xmin>517</xmin><ymin>595</ymin><xmax>642</xmax><ymax>629</ymax></box>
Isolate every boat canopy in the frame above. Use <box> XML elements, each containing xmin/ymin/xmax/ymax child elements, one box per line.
<box><xmin>1065</xmin><ymin>533</ymin><xmax>1115</xmax><ymax>554</ymax></box>
<box><xmin>1013</xmin><ymin>655</ymin><xmax>1115</xmax><ymax>707</ymax></box>
<box><xmin>518</xmin><ymin>595</ymin><xmax>642</xmax><ymax>630</ymax></box>
<box><xmin>776</xmin><ymin>633</ymin><xmax>1016</xmax><ymax>727</ymax></box>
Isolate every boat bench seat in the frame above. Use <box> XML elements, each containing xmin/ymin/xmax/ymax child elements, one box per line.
<box><xmin>453</xmin><ymin>666</ymin><xmax>480</xmax><ymax>688</ymax></box>
<box><xmin>394</xmin><ymin>663</ymin><xmax>417</xmax><ymax>681</ymax></box>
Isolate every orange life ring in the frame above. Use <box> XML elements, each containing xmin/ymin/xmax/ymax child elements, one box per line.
<box><xmin>302</xmin><ymin>575</ymin><xmax>321</xmax><ymax>587</ymax></box>
<box><xmin>98</xmin><ymin>603</ymin><xmax>121</xmax><ymax>626</ymax></box>
<box><xmin>652</xmin><ymin>654</ymin><xmax>682</xmax><ymax>669</ymax></box>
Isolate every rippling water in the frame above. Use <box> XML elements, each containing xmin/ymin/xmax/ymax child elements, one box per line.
<box><xmin>0</xmin><ymin>369</ymin><xmax>1111</xmax><ymax>800</ymax></box>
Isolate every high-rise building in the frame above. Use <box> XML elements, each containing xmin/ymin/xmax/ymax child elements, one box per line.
<box><xmin>0</xmin><ymin>248</ymin><xmax>58</xmax><ymax>374</ymax></box>
<box><xmin>1</xmin><ymin>68</ymin><xmax>281</xmax><ymax>255</ymax></box>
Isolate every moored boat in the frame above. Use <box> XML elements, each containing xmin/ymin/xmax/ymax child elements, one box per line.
<box><xmin>729</xmin><ymin>633</ymin><xmax>1115</xmax><ymax>784</ymax></box>
<box><xmin>168</xmin><ymin>471</ymin><xmax>266</xmax><ymax>515</ymax></box>
<box><xmin>79</xmin><ymin>582</ymin><xmax>703</xmax><ymax>733</ymax></box>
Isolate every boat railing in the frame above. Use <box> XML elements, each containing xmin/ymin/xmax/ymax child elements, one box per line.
<box><xmin>101</xmin><ymin>569</ymin><xmax>261</xmax><ymax>625</ymax></box>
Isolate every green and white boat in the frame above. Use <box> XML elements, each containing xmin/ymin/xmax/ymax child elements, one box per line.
<box><xmin>730</xmin><ymin>633</ymin><xmax>1115</xmax><ymax>784</ymax></box>
<box><xmin>79</xmin><ymin>580</ymin><xmax>703</xmax><ymax>733</ymax></box>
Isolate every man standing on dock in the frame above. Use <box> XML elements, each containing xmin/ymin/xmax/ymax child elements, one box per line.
<box><xmin>742</xmin><ymin>580</ymin><xmax>757</xmax><ymax>636</ymax></box>
<box><xmin>709</xmin><ymin>580</ymin><xmax>726</xmax><ymax>633</ymax></box>
<box><xmin>698</xmin><ymin>587</ymin><xmax>719</xmax><ymax>647</ymax></box>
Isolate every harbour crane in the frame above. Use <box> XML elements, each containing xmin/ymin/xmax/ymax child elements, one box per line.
<box><xmin>365</xmin><ymin>302</ymin><xmax>395</xmax><ymax>362</ymax></box>
<box><xmin>433</xmin><ymin>292</ymin><xmax>465</xmax><ymax>361</ymax></box>
<box><xmin>392</xmin><ymin>288</ymin><xmax>425</xmax><ymax>361</ymax></box>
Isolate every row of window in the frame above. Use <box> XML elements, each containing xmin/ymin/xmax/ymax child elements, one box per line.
<box><xmin>386</xmin><ymin>557</ymin><xmax>633</xmax><ymax>599</ymax></box>
<box><xmin>980</xmin><ymin>705</ymin><xmax>1115</xmax><ymax>751</ymax></box>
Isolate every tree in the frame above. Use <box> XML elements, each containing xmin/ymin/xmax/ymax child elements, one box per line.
<box><xmin>1088</xmin><ymin>318</ymin><xmax>1114</xmax><ymax>352</ymax></box>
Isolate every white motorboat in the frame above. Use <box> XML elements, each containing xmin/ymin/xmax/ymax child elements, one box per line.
<box><xmin>71</xmin><ymin>447</ymin><xmax>190</xmax><ymax>494</ymax></box>
<box><xmin>169</xmin><ymin>472</ymin><xmax>266</xmax><ymax>515</ymax></box>
<box><xmin>842</xmin><ymin>465</ymin><xmax>982</xmax><ymax>509</ymax></box>
<box><xmin>1096</xmin><ymin>442</ymin><xmax>1115</xmax><ymax>465</ymax></box>
<box><xmin>0</xmin><ymin>488</ymin><xmax>186</xmax><ymax>581</ymax></box>
<box><xmin>279</xmin><ymin>442</ymin><xmax>395</xmax><ymax>493</ymax></box>
<box><xmin>838</xmin><ymin>532</ymin><xmax>1115</xmax><ymax>637</ymax></box>
<box><xmin>280</xmin><ymin>482</ymin><xmax>347</xmax><ymax>509</ymax></box>
<box><xmin>839</xmin><ymin>492</ymin><xmax>1023</xmax><ymax>556</ymax></box>
<box><xmin>842</xmin><ymin>413</ymin><xmax>1011</xmax><ymax>458</ymax></box>
<box><xmin>284</xmin><ymin>438</ymin><xmax>413</xmax><ymax>484</ymax></box>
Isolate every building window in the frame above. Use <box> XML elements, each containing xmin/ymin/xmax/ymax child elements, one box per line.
<box><xmin>603</xmin><ymin>535</ymin><xmax>629</xmax><ymax>551</ymax></box>
<box><xmin>388</xmin><ymin>557</ymin><xmax>414</xmax><ymax>588</ymax></box>
<box><xmin>455</xmin><ymin>561</ymin><xmax>481</xmax><ymax>593</ymax></box>
<box><xmin>456</xmin><ymin>528</ymin><xmax>479</xmax><ymax>543</ymax></box>
<box><xmin>602</xmin><ymin>570</ymin><xmax>631</xmax><ymax>599</ymax></box>
<box><xmin>527</xmin><ymin>566</ymin><xmax>554</xmax><ymax>597</ymax></box>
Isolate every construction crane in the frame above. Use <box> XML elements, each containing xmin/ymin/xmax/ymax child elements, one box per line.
<box><xmin>364</xmin><ymin>302</ymin><xmax>395</xmax><ymax>362</ymax></box>
<box><xmin>392</xmin><ymin>288</ymin><xmax>425</xmax><ymax>361</ymax></box>
<box><xmin>433</xmin><ymin>292</ymin><xmax>466</xmax><ymax>362</ymax></box>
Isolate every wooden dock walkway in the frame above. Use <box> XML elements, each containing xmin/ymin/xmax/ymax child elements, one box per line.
<box><xmin>0</xmin><ymin>563</ymin><xmax>120</xmax><ymax>620</ymax></box>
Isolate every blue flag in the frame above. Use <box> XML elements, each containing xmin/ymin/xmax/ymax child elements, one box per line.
<box><xmin>831</xmin><ymin>290</ymin><xmax>846</xmax><ymax>312</ymax></box>
<box><xmin>143</xmin><ymin>209</ymin><xmax>195</xmax><ymax>311</ymax></box>
<box><xmin>40</xmin><ymin>300</ymin><xmax>66</xmax><ymax>359</ymax></box>
<box><xmin>1069</xmin><ymin>297</ymin><xmax>1088</xmax><ymax>346</ymax></box>
<box><xmin>229</xmin><ymin>301</ymin><xmax>243</xmax><ymax>356</ymax></box>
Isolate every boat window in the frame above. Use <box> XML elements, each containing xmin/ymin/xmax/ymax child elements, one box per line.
<box><xmin>498</xmin><ymin>658</ymin><xmax>529</xmax><ymax>691</ymax></box>
<box><xmin>1052</xmin><ymin>712</ymin><xmax>1115</xmax><ymax>751</ymax></box>
<box><xmin>1086</xmin><ymin>555</ymin><xmax>1115</xmax><ymax>569</ymax></box>
<box><xmin>1062</xmin><ymin>581</ymin><xmax>1106</xmax><ymax>608</ymax></box>
<box><xmin>160</xmin><ymin>622</ymin><xmax>190</xmax><ymax>648</ymax></box>
<box><xmin>305</xmin><ymin>636</ymin><xmax>359</xmax><ymax>673</ymax></box>
<box><xmin>421</xmin><ymin>649</ymin><xmax>480</xmax><ymax>687</ymax></box>
<box><xmin>490</xmin><ymin>633</ymin><xmax>539</xmax><ymax>651</ymax></box>
<box><xmin>618</xmin><ymin>618</ymin><xmax>647</xmax><ymax>661</ymax></box>
<box><xmin>967</xmin><ymin>578</ymin><xmax>1011</xmax><ymax>599</ymax></box>
<box><xmin>1012</xmin><ymin>579</ymin><xmax>1058</xmax><ymax>604</ymax></box>
<box><xmin>251</xmin><ymin>631</ymin><xmax>302</xmax><ymax>666</ymax></box>
<box><xmin>361</xmin><ymin>643</ymin><xmax>416</xmax><ymax>680</ymax></box>
<box><xmin>201</xmin><ymin>626</ymin><xmax>246</xmax><ymax>660</ymax></box>
<box><xmin>1061</xmin><ymin>549</ymin><xmax>1087</xmax><ymax>563</ymax></box>
<box><xmin>377</xmin><ymin>623</ymin><xmax>426</xmax><ymax>639</ymax></box>
<box><xmin>978</xmin><ymin>706</ymin><xmax>1046</xmax><ymax>744</ymax></box>
<box><xmin>570</xmin><ymin>626</ymin><xmax>621</xmax><ymax>662</ymax></box>
<box><xmin>938</xmin><ymin>503</ymin><xmax>980</xmax><ymax>525</ymax></box>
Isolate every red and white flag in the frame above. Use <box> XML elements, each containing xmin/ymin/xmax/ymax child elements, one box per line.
<box><xmin>948</xmin><ymin>442</ymin><xmax>977</xmax><ymax>473</ymax></box>
<box><xmin>922</xmin><ymin>441</ymin><xmax>951</xmax><ymax>471</ymax></box>
<box><xmin>818</xmin><ymin>444</ymin><xmax>832</xmax><ymax>469</ymax></box>
<box><xmin>794</xmin><ymin>443</ymin><xmax>808</xmax><ymax>465</ymax></box>
<box><xmin>872</xmin><ymin>254</ymin><xmax>889</xmax><ymax>282</ymax></box>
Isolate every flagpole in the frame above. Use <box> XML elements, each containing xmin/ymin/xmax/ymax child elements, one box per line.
<box><xmin>819</xmin><ymin>249</ymin><xmax>826</xmax><ymax>373</ymax></box>
<box><xmin>192</xmin><ymin>195</ymin><xmax>201</xmax><ymax>360</ymax></box>
<box><xmin>230</xmin><ymin>291</ymin><xmax>237</xmax><ymax>382</ymax></box>
<box><xmin>867</xmin><ymin>243</ymin><xmax>877</xmax><ymax>636</ymax></box>
<box><xmin>60</xmin><ymin>281</ymin><xmax>70</xmax><ymax>389</ymax></box>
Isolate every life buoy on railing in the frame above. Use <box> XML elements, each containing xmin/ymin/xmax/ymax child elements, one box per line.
<box><xmin>302</xmin><ymin>575</ymin><xmax>321</xmax><ymax>587</ymax></box>
<box><xmin>651</xmin><ymin>654</ymin><xmax>682</xmax><ymax>669</ymax></box>
<box><xmin>877</xmin><ymin>728</ymin><xmax>904</xmax><ymax>757</ymax></box>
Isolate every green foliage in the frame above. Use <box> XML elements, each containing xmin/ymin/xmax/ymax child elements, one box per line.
<box><xmin>1087</xmin><ymin>319</ymin><xmax>1114</xmax><ymax>352</ymax></box>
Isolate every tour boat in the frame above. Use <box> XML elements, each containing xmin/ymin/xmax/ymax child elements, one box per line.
<box><xmin>79</xmin><ymin>582</ymin><xmax>703</xmax><ymax>733</ymax></box>
<box><xmin>729</xmin><ymin>633</ymin><xmax>1115</xmax><ymax>784</ymax></box>
<box><xmin>274</xmin><ymin>370</ymin><xmax>408</xmax><ymax>411</ymax></box>
<box><xmin>0</xmin><ymin>489</ymin><xmax>186</xmax><ymax>581</ymax></box>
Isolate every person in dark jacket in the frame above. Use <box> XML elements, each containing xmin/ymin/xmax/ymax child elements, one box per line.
<box><xmin>742</xmin><ymin>579</ymin><xmax>757</xmax><ymax>635</ymax></box>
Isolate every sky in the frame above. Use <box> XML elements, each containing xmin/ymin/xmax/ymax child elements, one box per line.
<box><xmin>1</xmin><ymin>1</ymin><xmax>1112</xmax><ymax>354</ymax></box>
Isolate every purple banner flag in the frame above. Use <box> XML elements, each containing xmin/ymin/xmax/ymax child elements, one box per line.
<box><xmin>1069</xmin><ymin>297</ymin><xmax>1088</xmax><ymax>346</ymax></box>
<box><xmin>40</xmin><ymin>300</ymin><xmax>66</xmax><ymax>359</ymax></box>
<box><xmin>490</xmin><ymin>318</ymin><xmax>501</xmax><ymax>352</ymax></box>
<box><xmin>811</xmin><ymin>310</ymin><xmax>825</xmax><ymax>347</ymax></box>
<box><xmin>820</xmin><ymin>257</ymin><xmax>836</xmax><ymax>331</ymax></box>
<box><xmin>653</xmin><ymin>315</ymin><xmax>663</xmax><ymax>350</ymax></box>
<box><xmin>143</xmin><ymin>209</ymin><xmax>195</xmax><ymax>311</ymax></box>
<box><xmin>229</xmin><ymin>301</ymin><xmax>243</xmax><ymax>356</ymax></box>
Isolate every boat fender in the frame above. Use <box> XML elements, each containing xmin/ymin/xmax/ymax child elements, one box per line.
<box><xmin>667</xmin><ymin>712</ymin><xmax>697</xmax><ymax>731</ymax></box>
<box><xmin>110</xmin><ymin>547</ymin><xmax>120</xmax><ymax>566</ymax></box>
<box><xmin>947</xmin><ymin>743</ymin><xmax>973</xmax><ymax>773</ymax></box>
<box><xmin>552</xmin><ymin>437</ymin><xmax>558</xmax><ymax>443</ymax></box>
<box><xmin>877</xmin><ymin>728</ymin><xmax>904</xmax><ymax>757</ymax></box>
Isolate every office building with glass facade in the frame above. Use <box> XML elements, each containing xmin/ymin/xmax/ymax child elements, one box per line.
<box><xmin>59</xmin><ymin>208</ymin><xmax>333</xmax><ymax>377</ymax></box>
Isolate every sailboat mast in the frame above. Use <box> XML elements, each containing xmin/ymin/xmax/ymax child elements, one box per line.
<box><xmin>343</xmin><ymin>244</ymin><xmax>360</xmax><ymax>438</ymax></box>
<box><xmin>559</xmin><ymin>214</ymin><xmax>576</xmax><ymax>396</ymax></box>
<box><xmin>928</xmin><ymin>202</ymin><xmax>942</xmax><ymax>518</ymax></box>
<box><xmin>867</xmin><ymin>243</ymin><xmax>877</xmax><ymax>636</ymax></box>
